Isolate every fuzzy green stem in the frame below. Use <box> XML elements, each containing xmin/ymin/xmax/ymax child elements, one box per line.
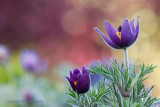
<box><xmin>123</xmin><ymin>48</ymin><xmax>129</xmax><ymax>71</ymax></box>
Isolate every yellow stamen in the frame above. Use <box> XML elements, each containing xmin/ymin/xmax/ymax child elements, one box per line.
<box><xmin>116</xmin><ymin>32</ymin><xmax>121</xmax><ymax>40</ymax></box>
<box><xmin>74</xmin><ymin>81</ymin><xmax>77</xmax><ymax>86</ymax></box>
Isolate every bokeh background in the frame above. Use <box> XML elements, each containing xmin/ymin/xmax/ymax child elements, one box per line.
<box><xmin>0</xmin><ymin>0</ymin><xmax>160</xmax><ymax>106</ymax></box>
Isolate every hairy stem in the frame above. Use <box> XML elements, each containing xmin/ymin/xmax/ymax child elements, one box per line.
<box><xmin>123</xmin><ymin>48</ymin><xmax>129</xmax><ymax>71</ymax></box>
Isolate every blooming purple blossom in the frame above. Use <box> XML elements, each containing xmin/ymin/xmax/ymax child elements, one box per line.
<box><xmin>66</xmin><ymin>65</ymin><xmax>90</xmax><ymax>94</ymax></box>
<box><xmin>94</xmin><ymin>16</ymin><xmax>139</xmax><ymax>49</ymax></box>
<box><xmin>0</xmin><ymin>44</ymin><xmax>9</xmax><ymax>63</ymax></box>
<box><xmin>20</xmin><ymin>50</ymin><xmax>48</xmax><ymax>73</ymax></box>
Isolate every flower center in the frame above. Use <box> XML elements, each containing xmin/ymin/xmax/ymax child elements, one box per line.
<box><xmin>74</xmin><ymin>80</ymin><xmax>77</xmax><ymax>86</ymax></box>
<box><xmin>116</xmin><ymin>26</ymin><xmax>122</xmax><ymax>40</ymax></box>
<box><xmin>118</xmin><ymin>26</ymin><xmax>121</xmax><ymax>32</ymax></box>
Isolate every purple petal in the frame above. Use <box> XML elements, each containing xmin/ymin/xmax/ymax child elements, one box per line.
<box><xmin>66</xmin><ymin>77</ymin><xmax>76</xmax><ymax>91</ymax></box>
<box><xmin>73</xmin><ymin>68</ymin><xmax>81</xmax><ymax>81</ymax></box>
<box><xmin>94</xmin><ymin>27</ymin><xmax>120</xmax><ymax>49</ymax></box>
<box><xmin>104</xmin><ymin>21</ymin><xmax>122</xmax><ymax>46</ymax></box>
<box><xmin>75</xmin><ymin>74</ymin><xmax>90</xmax><ymax>94</ymax></box>
<box><xmin>121</xmin><ymin>19</ymin><xmax>134</xmax><ymax>47</ymax></box>
<box><xmin>73</xmin><ymin>68</ymin><xmax>80</xmax><ymax>75</ymax></box>
<box><xmin>69</xmin><ymin>71</ymin><xmax>74</xmax><ymax>81</ymax></box>
<box><xmin>130</xmin><ymin>19</ymin><xmax>135</xmax><ymax>33</ymax></box>
<box><xmin>65</xmin><ymin>76</ymin><xmax>70</xmax><ymax>81</ymax></box>
<box><xmin>82</xmin><ymin>65</ymin><xmax>88</xmax><ymax>75</ymax></box>
<box><xmin>134</xmin><ymin>16</ymin><xmax>139</xmax><ymax>41</ymax></box>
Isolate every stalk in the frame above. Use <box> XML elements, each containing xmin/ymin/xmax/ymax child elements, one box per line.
<box><xmin>123</xmin><ymin>48</ymin><xmax>129</xmax><ymax>71</ymax></box>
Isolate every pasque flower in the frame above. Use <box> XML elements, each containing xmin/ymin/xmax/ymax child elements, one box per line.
<box><xmin>20</xmin><ymin>49</ymin><xmax>48</xmax><ymax>73</ymax></box>
<box><xmin>94</xmin><ymin>16</ymin><xmax>139</xmax><ymax>49</ymax></box>
<box><xmin>66</xmin><ymin>65</ymin><xmax>90</xmax><ymax>94</ymax></box>
<box><xmin>23</xmin><ymin>91</ymin><xmax>34</xmax><ymax>102</ymax></box>
<box><xmin>0</xmin><ymin>44</ymin><xmax>10</xmax><ymax>64</ymax></box>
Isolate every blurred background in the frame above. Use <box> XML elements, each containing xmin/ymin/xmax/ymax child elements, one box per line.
<box><xmin>0</xmin><ymin>0</ymin><xmax>160</xmax><ymax>106</ymax></box>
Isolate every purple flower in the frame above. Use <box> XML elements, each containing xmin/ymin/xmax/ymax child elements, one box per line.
<box><xmin>94</xmin><ymin>16</ymin><xmax>139</xmax><ymax>49</ymax></box>
<box><xmin>23</xmin><ymin>91</ymin><xmax>34</xmax><ymax>102</ymax></box>
<box><xmin>20</xmin><ymin>50</ymin><xmax>48</xmax><ymax>73</ymax></box>
<box><xmin>0</xmin><ymin>44</ymin><xmax>9</xmax><ymax>63</ymax></box>
<box><xmin>66</xmin><ymin>65</ymin><xmax>90</xmax><ymax>94</ymax></box>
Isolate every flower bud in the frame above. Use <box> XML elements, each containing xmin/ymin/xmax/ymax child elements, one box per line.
<box><xmin>66</xmin><ymin>65</ymin><xmax>90</xmax><ymax>94</ymax></box>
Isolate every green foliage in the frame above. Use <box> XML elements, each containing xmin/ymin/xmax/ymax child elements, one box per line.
<box><xmin>65</xmin><ymin>82</ymin><xmax>112</xmax><ymax>107</ymax></box>
<box><xmin>88</xmin><ymin>59</ymin><xmax>160</xmax><ymax>107</ymax></box>
<box><xmin>66</xmin><ymin>59</ymin><xmax>160</xmax><ymax>107</ymax></box>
